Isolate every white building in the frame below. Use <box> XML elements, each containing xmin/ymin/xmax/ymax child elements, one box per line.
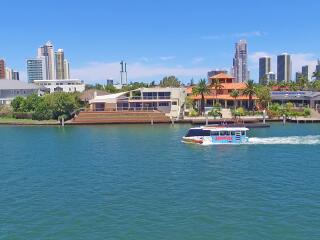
<box><xmin>0</xmin><ymin>80</ymin><xmax>40</xmax><ymax>105</ymax></box>
<box><xmin>233</xmin><ymin>40</ymin><xmax>249</xmax><ymax>83</ymax></box>
<box><xmin>33</xmin><ymin>79</ymin><xmax>85</xmax><ymax>93</ymax></box>
<box><xmin>277</xmin><ymin>53</ymin><xmax>292</xmax><ymax>82</ymax></box>
<box><xmin>5</xmin><ymin>67</ymin><xmax>12</xmax><ymax>80</ymax></box>
<box><xmin>55</xmin><ymin>49</ymin><xmax>65</xmax><ymax>80</ymax></box>
<box><xmin>27</xmin><ymin>57</ymin><xmax>47</xmax><ymax>83</ymax></box>
<box><xmin>89</xmin><ymin>87</ymin><xmax>187</xmax><ymax>118</ymax></box>
<box><xmin>302</xmin><ymin>65</ymin><xmax>313</xmax><ymax>80</ymax></box>
<box><xmin>64</xmin><ymin>59</ymin><xmax>70</xmax><ymax>79</ymax></box>
<box><xmin>38</xmin><ymin>41</ymin><xmax>55</xmax><ymax>80</ymax></box>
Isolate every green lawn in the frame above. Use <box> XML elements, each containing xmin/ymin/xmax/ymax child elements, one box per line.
<box><xmin>0</xmin><ymin>117</ymin><xmax>58</xmax><ymax>125</ymax></box>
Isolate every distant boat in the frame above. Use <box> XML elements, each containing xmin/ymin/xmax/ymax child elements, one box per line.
<box><xmin>182</xmin><ymin>125</ymin><xmax>249</xmax><ymax>145</ymax></box>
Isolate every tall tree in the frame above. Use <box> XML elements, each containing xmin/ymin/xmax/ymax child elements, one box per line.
<box><xmin>311</xmin><ymin>80</ymin><xmax>320</xmax><ymax>90</ymax></box>
<box><xmin>312</xmin><ymin>71</ymin><xmax>320</xmax><ymax>80</ymax></box>
<box><xmin>242</xmin><ymin>80</ymin><xmax>256</xmax><ymax>110</ymax></box>
<box><xmin>255</xmin><ymin>85</ymin><xmax>271</xmax><ymax>109</ymax></box>
<box><xmin>211</xmin><ymin>78</ymin><xmax>224</xmax><ymax>105</ymax></box>
<box><xmin>297</xmin><ymin>75</ymin><xmax>308</xmax><ymax>90</ymax></box>
<box><xmin>230</xmin><ymin>89</ymin><xmax>240</xmax><ymax>109</ymax></box>
<box><xmin>159</xmin><ymin>76</ymin><xmax>181</xmax><ymax>87</ymax></box>
<box><xmin>192</xmin><ymin>79</ymin><xmax>211</xmax><ymax>114</ymax></box>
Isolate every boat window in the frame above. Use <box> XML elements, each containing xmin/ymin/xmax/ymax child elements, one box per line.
<box><xmin>241</xmin><ymin>131</ymin><xmax>246</xmax><ymax>135</ymax></box>
<box><xmin>185</xmin><ymin>129</ymin><xmax>211</xmax><ymax>137</ymax></box>
<box><xmin>231</xmin><ymin>131</ymin><xmax>236</xmax><ymax>135</ymax></box>
<box><xmin>211</xmin><ymin>131</ymin><xmax>219</xmax><ymax>136</ymax></box>
<box><xmin>219</xmin><ymin>131</ymin><xmax>229</xmax><ymax>136</ymax></box>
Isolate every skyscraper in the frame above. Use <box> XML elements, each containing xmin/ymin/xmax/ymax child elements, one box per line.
<box><xmin>301</xmin><ymin>65</ymin><xmax>313</xmax><ymax>80</ymax></box>
<box><xmin>259</xmin><ymin>56</ymin><xmax>271</xmax><ymax>84</ymax></box>
<box><xmin>277</xmin><ymin>53</ymin><xmax>292</xmax><ymax>82</ymax></box>
<box><xmin>55</xmin><ymin>49</ymin><xmax>65</xmax><ymax>80</ymax></box>
<box><xmin>315</xmin><ymin>60</ymin><xmax>320</xmax><ymax>80</ymax></box>
<box><xmin>12</xmin><ymin>71</ymin><xmax>19</xmax><ymax>80</ymax></box>
<box><xmin>64</xmin><ymin>59</ymin><xmax>70</xmax><ymax>79</ymax></box>
<box><xmin>5</xmin><ymin>67</ymin><xmax>13</xmax><ymax>80</ymax></box>
<box><xmin>232</xmin><ymin>40</ymin><xmax>249</xmax><ymax>83</ymax></box>
<box><xmin>120</xmin><ymin>61</ymin><xmax>127</xmax><ymax>85</ymax></box>
<box><xmin>27</xmin><ymin>57</ymin><xmax>47</xmax><ymax>83</ymax></box>
<box><xmin>0</xmin><ymin>59</ymin><xmax>6</xmax><ymax>79</ymax></box>
<box><xmin>38</xmin><ymin>41</ymin><xmax>55</xmax><ymax>80</ymax></box>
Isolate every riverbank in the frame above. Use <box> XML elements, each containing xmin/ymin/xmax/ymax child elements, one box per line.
<box><xmin>1</xmin><ymin>116</ymin><xmax>320</xmax><ymax>126</ymax></box>
<box><xmin>0</xmin><ymin>117</ymin><xmax>59</xmax><ymax>125</ymax></box>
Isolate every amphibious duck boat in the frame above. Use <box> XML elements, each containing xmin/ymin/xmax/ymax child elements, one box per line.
<box><xmin>182</xmin><ymin>125</ymin><xmax>249</xmax><ymax>145</ymax></box>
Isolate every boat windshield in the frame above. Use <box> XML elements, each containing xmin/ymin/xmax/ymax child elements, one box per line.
<box><xmin>185</xmin><ymin>129</ymin><xmax>211</xmax><ymax>137</ymax></box>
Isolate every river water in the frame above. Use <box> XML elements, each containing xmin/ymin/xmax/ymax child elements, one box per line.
<box><xmin>0</xmin><ymin>123</ymin><xmax>319</xmax><ymax>239</ymax></box>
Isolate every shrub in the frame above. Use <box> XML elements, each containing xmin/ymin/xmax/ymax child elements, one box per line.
<box><xmin>214</xmin><ymin>102</ymin><xmax>222</xmax><ymax>109</ymax></box>
<box><xmin>208</xmin><ymin>109</ymin><xmax>221</xmax><ymax>118</ymax></box>
<box><xmin>189</xmin><ymin>109</ymin><xmax>199</xmax><ymax>117</ymax></box>
<box><xmin>236</xmin><ymin>107</ymin><xmax>245</xmax><ymax>116</ymax></box>
<box><xmin>11</xmin><ymin>96</ymin><xmax>26</xmax><ymax>112</ymax></box>
<box><xmin>285</xmin><ymin>102</ymin><xmax>294</xmax><ymax>112</ymax></box>
<box><xmin>9</xmin><ymin>92</ymin><xmax>83</xmax><ymax>120</ymax></box>
<box><xmin>232</xmin><ymin>107</ymin><xmax>246</xmax><ymax>117</ymax></box>
<box><xmin>32</xmin><ymin>101</ymin><xmax>53</xmax><ymax>120</ymax></box>
<box><xmin>303</xmin><ymin>108</ymin><xmax>311</xmax><ymax>117</ymax></box>
<box><xmin>13</xmin><ymin>112</ymin><xmax>33</xmax><ymax>119</ymax></box>
<box><xmin>0</xmin><ymin>105</ymin><xmax>14</xmax><ymax>117</ymax></box>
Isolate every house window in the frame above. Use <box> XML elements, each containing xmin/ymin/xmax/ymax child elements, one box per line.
<box><xmin>159</xmin><ymin>102</ymin><xmax>170</xmax><ymax>106</ymax></box>
<box><xmin>172</xmin><ymin>101</ymin><xmax>177</xmax><ymax>105</ymax></box>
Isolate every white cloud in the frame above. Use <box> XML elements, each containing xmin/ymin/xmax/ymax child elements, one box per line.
<box><xmin>291</xmin><ymin>53</ymin><xmax>317</xmax><ymax>73</ymax></box>
<box><xmin>159</xmin><ymin>56</ymin><xmax>175</xmax><ymax>61</ymax></box>
<box><xmin>202</xmin><ymin>31</ymin><xmax>265</xmax><ymax>40</ymax></box>
<box><xmin>71</xmin><ymin>61</ymin><xmax>209</xmax><ymax>83</ymax></box>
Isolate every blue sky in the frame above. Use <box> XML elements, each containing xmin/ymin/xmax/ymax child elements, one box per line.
<box><xmin>1</xmin><ymin>0</ymin><xmax>320</xmax><ymax>84</ymax></box>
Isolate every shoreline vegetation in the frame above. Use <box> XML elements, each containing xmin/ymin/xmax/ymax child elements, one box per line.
<box><xmin>1</xmin><ymin>76</ymin><xmax>320</xmax><ymax>125</ymax></box>
<box><xmin>0</xmin><ymin>116</ymin><xmax>58</xmax><ymax>125</ymax></box>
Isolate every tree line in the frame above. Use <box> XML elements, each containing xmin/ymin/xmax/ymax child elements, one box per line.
<box><xmin>10</xmin><ymin>93</ymin><xmax>83</xmax><ymax>120</ymax></box>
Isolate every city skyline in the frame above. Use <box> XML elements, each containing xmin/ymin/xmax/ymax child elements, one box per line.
<box><xmin>27</xmin><ymin>41</ymin><xmax>71</xmax><ymax>83</ymax></box>
<box><xmin>1</xmin><ymin>0</ymin><xmax>320</xmax><ymax>83</ymax></box>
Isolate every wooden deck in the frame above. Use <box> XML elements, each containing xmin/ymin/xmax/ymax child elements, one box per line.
<box><xmin>70</xmin><ymin>110</ymin><xmax>171</xmax><ymax>124</ymax></box>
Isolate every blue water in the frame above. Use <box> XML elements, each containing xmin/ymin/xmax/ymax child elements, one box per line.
<box><xmin>0</xmin><ymin>123</ymin><xmax>320</xmax><ymax>239</ymax></box>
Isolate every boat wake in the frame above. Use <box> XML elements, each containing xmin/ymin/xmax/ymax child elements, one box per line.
<box><xmin>248</xmin><ymin>135</ymin><xmax>320</xmax><ymax>145</ymax></box>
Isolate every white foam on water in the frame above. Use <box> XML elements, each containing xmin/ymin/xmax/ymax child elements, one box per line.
<box><xmin>248</xmin><ymin>135</ymin><xmax>320</xmax><ymax>145</ymax></box>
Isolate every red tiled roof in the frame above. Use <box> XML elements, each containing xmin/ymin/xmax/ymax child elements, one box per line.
<box><xmin>216</xmin><ymin>83</ymin><xmax>246</xmax><ymax>90</ymax></box>
<box><xmin>209</xmin><ymin>73</ymin><xmax>234</xmax><ymax>79</ymax></box>
<box><xmin>192</xmin><ymin>94</ymin><xmax>257</xmax><ymax>100</ymax></box>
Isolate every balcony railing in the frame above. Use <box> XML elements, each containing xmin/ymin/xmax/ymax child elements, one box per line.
<box><xmin>130</xmin><ymin>96</ymin><xmax>171</xmax><ymax>100</ymax></box>
<box><xmin>90</xmin><ymin>107</ymin><xmax>158</xmax><ymax>112</ymax></box>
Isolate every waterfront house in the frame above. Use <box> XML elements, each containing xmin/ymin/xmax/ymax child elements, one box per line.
<box><xmin>80</xmin><ymin>89</ymin><xmax>109</xmax><ymax>103</ymax></box>
<box><xmin>88</xmin><ymin>87</ymin><xmax>187</xmax><ymax>118</ymax></box>
<box><xmin>0</xmin><ymin>80</ymin><xmax>40</xmax><ymax>105</ymax></box>
<box><xmin>33</xmin><ymin>79</ymin><xmax>85</xmax><ymax>93</ymax></box>
<box><xmin>271</xmin><ymin>91</ymin><xmax>320</xmax><ymax>109</ymax></box>
<box><xmin>188</xmin><ymin>73</ymin><xmax>257</xmax><ymax>109</ymax></box>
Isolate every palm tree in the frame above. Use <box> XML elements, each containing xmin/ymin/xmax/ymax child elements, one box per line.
<box><xmin>288</xmin><ymin>81</ymin><xmax>298</xmax><ymax>91</ymax></box>
<box><xmin>242</xmin><ymin>80</ymin><xmax>256</xmax><ymax>110</ymax></box>
<box><xmin>230</xmin><ymin>89</ymin><xmax>240</xmax><ymax>109</ymax></box>
<box><xmin>255</xmin><ymin>85</ymin><xmax>271</xmax><ymax>109</ymax></box>
<box><xmin>311</xmin><ymin>80</ymin><xmax>320</xmax><ymax>90</ymax></box>
<box><xmin>312</xmin><ymin>71</ymin><xmax>320</xmax><ymax>80</ymax></box>
<box><xmin>211</xmin><ymin>78</ymin><xmax>224</xmax><ymax>105</ymax></box>
<box><xmin>192</xmin><ymin>79</ymin><xmax>211</xmax><ymax>114</ymax></box>
<box><xmin>297</xmin><ymin>75</ymin><xmax>308</xmax><ymax>90</ymax></box>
